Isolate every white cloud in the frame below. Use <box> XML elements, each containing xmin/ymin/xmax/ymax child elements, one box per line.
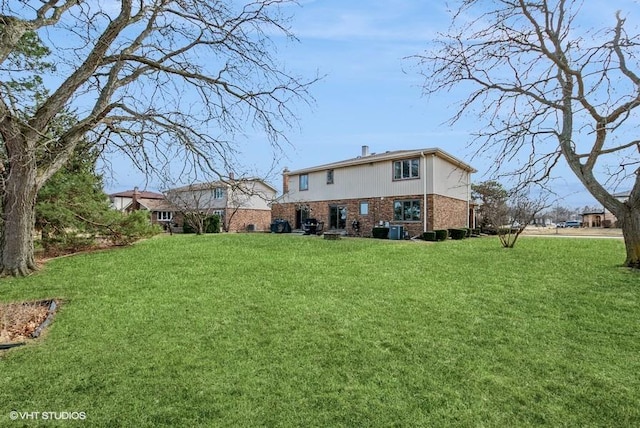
<box><xmin>290</xmin><ymin>1</ymin><xmax>446</xmax><ymax>42</ymax></box>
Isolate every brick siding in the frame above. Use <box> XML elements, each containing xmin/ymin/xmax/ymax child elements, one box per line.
<box><xmin>271</xmin><ymin>193</ymin><xmax>469</xmax><ymax>238</ymax></box>
<box><xmin>227</xmin><ymin>209</ymin><xmax>271</xmax><ymax>232</ymax></box>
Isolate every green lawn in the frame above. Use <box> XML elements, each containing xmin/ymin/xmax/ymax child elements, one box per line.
<box><xmin>1</xmin><ymin>234</ymin><xmax>639</xmax><ymax>427</ymax></box>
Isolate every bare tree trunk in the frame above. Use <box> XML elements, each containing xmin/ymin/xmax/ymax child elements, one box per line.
<box><xmin>618</xmin><ymin>208</ymin><xmax>640</xmax><ymax>269</ymax></box>
<box><xmin>1</xmin><ymin>151</ymin><xmax>38</xmax><ymax>276</ymax></box>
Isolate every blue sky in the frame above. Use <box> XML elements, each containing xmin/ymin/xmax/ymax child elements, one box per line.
<box><xmin>107</xmin><ymin>0</ymin><xmax>640</xmax><ymax>208</ymax></box>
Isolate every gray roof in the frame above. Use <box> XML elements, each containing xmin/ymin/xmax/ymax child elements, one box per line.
<box><xmin>286</xmin><ymin>148</ymin><xmax>476</xmax><ymax>175</ymax></box>
<box><xmin>168</xmin><ymin>178</ymin><xmax>277</xmax><ymax>193</ymax></box>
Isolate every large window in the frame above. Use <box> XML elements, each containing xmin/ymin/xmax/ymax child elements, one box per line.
<box><xmin>214</xmin><ymin>188</ymin><xmax>225</xmax><ymax>199</ymax></box>
<box><xmin>394</xmin><ymin>200</ymin><xmax>421</xmax><ymax>221</ymax></box>
<box><xmin>299</xmin><ymin>174</ymin><xmax>309</xmax><ymax>191</ymax></box>
<box><xmin>393</xmin><ymin>158</ymin><xmax>420</xmax><ymax>180</ymax></box>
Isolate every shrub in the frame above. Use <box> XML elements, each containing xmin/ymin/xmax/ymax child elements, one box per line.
<box><xmin>423</xmin><ymin>231</ymin><xmax>437</xmax><ymax>241</ymax></box>
<box><xmin>435</xmin><ymin>229</ymin><xmax>448</xmax><ymax>241</ymax></box>
<box><xmin>450</xmin><ymin>229</ymin><xmax>467</xmax><ymax>240</ymax></box>
<box><xmin>372</xmin><ymin>227</ymin><xmax>389</xmax><ymax>239</ymax></box>
<box><xmin>183</xmin><ymin>214</ymin><xmax>221</xmax><ymax>234</ymax></box>
<box><xmin>472</xmin><ymin>228</ymin><xmax>481</xmax><ymax>236</ymax></box>
<box><xmin>42</xmin><ymin>234</ymin><xmax>95</xmax><ymax>255</ymax></box>
<box><xmin>107</xmin><ymin>210</ymin><xmax>162</xmax><ymax>245</ymax></box>
<box><xmin>204</xmin><ymin>215</ymin><xmax>221</xmax><ymax>233</ymax></box>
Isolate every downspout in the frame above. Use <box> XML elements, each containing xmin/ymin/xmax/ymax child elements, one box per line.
<box><xmin>466</xmin><ymin>169</ymin><xmax>471</xmax><ymax>228</ymax></box>
<box><xmin>421</xmin><ymin>151</ymin><xmax>427</xmax><ymax>233</ymax></box>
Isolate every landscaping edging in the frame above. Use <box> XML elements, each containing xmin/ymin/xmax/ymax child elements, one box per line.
<box><xmin>0</xmin><ymin>299</ymin><xmax>59</xmax><ymax>351</ymax></box>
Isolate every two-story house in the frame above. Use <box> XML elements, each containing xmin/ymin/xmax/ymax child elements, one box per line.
<box><xmin>166</xmin><ymin>178</ymin><xmax>277</xmax><ymax>232</ymax></box>
<box><xmin>271</xmin><ymin>146</ymin><xmax>476</xmax><ymax>238</ymax></box>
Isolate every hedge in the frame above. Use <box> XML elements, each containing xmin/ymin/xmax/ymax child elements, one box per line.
<box><xmin>450</xmin><ymin>228</ymin><xmax>467</xmax><ymax>240</ymax></box>
<box><xmin>423</xmin><ymin>231</ymin><xmax>437</xmax><ymax>241</ymax></box>
<box><xmin>372</xmin><ymin>227</ymin><xmax>389</xmax><ymax>239</ymax></box>
<box><xmin>435</xmin><ymin>229</ymin><xmax>448</xmax><ymax>241</ymax></box>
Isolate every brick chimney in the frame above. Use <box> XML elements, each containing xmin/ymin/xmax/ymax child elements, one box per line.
<box><xmin>132</xmin><ymin>186</ymin><xmax>140</xmax><ymax>209</ymax></box>
<box><xmin>282</xmin><ymin>167</ymin><xmax>290</xmax><ymax>194</ymax></box>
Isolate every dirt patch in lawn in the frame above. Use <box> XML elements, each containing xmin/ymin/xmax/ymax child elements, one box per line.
<box><xmin>0</xmin><ymin>300</ymin><xmax>58</xmax><ymax>345</ymax></box>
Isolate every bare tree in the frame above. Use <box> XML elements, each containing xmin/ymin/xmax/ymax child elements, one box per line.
<box><xmin>495</xmin><ymin>191</ymin><xmax>548</xmax><ymax>248</ymax></box>
<box><xmin>0</xmin><ymin>1</ymin><xmax>315</xmax><ymax>275</ymax></box>
<box><xmin>412</xmin><ymin>0</ymin><xmax>640</xmax><ymax>268</ymax></box>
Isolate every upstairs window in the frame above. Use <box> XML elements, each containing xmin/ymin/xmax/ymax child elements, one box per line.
<box><xmin>326</xmin><ymin>169</ymin><xmax>334</xmax><ymax>184</ymax></box>
<box><xmin>214</xmin><ymin>188</ymin><xmax>225</xmax><ymax>199</ymax></box>
<box><xmin>393</xmin><ymin>158</ymin><xmax>420</xmax><ymax>180</ymax></box>
<box><xmin>299</xmin><ymin>174</ymin><xmax>309</xmax><ymax>191</ymax></box>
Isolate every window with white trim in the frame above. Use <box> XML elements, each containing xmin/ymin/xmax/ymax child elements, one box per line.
<box><xmin>157</xmin><ymin>211</ymin><xmax>173</xmax><ymax>221</ymax></box>
<box><xmin>214</xmin><ymin>188</ymin><xmax>225</xmax><ymax>199</ymax></box>
<box><xmin>359</xmin><ymin>202</ymin><xmax>369</xmax><ymax>215</ymax></box>
<box><xmin>393</xmin><ymin>158</ymin><xmax>420</xmax><ymax>180</ymax></box>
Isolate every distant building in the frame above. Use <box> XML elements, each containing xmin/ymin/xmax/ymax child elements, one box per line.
<box><xmin>109</xmin><ymin>187</ymin><xmax>176</xmax><ymax>226</ymax></box>
<box><xmin>581</xmin><ymin>191</ymin><xmax>630</xmax><ymax>228</ymax></box>
<box><xmin>165</xmin><ymin>179</ymin><xmax>277</xmax><ymax>232</ymax></box>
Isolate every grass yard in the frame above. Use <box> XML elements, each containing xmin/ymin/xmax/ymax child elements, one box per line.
<box><xmin>1</xmin><ymin>234</ymin><xmax>639</xmax><ymax>427</ymax></box>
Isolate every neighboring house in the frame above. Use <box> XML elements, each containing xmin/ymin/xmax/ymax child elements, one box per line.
<box><xmin>165</xmin><ymin>179</ymin><xmax>277</xmax><ymax>232</ymax></box>
<box><xmin>581</xmin><ymin>191</ymin><xmax>630</xmax><ymax>228</ymax></box>
<box><xmin>109</xmin><ymin>187</ymin><xmax>176</xmax><ymax>226</ymax></box>
<box><xmin>271</xmin><ymin>146</ymin><xmax>476</xmax><ymax>238</ymax></box>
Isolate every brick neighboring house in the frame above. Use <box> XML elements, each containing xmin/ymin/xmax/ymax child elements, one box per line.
<box><xmin>109</xmin><ymin>187</ymin><xmax>176</xmax><ymax>226</ymax></box>
<box><xmin>166</xmin><ymin>179</ymin><xmax>276</xmax><ymax>232</ymax></box>
<box><xmin>582</xmin><ymin>191</ymin><xmax>630</xmax><ymax>228</ymax></box>
<box><xmin>271</xmin><ymin>146</ymin><xmax>476</xmax><ymax>237</ymax></box>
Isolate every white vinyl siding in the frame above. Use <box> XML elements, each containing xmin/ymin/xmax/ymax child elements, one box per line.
<box><xmin>287</xmin><ymin>162</ymin><xmax>425</xmax><ymax>200</ymax></box>
<box><xmin>283</xmin><ymin>152</ymin><xmax>471</xmax><ymax>203</ymax></box>
<box><xmin>431</xmin><ymin>156</ymin><xmax>471</xmax><ymax>201</ymax></box>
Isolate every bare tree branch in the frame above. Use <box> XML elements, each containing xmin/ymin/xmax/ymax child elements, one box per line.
<box><xmin>410</xmin><ymin>0</ymin><xmax>640</xmax><ymax>267</ymax></box>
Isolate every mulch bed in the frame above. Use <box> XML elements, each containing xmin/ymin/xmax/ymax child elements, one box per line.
<box><xmin>0</xmin><ymin>300</ymin><xmax>56</xmax><ymax>345</ymax></box>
